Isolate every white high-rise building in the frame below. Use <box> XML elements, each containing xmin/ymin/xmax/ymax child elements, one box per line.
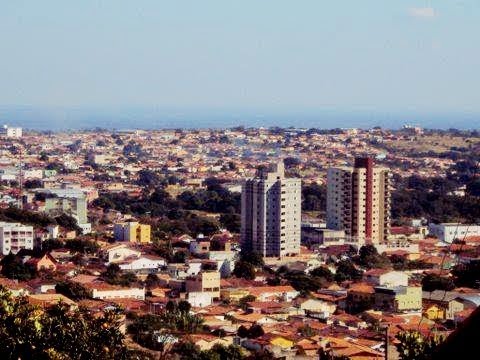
<box><xmin>327</xmin><ymin>157</ymin><xmax>391</xmax><ymax>245</ymax></box>
<box><xmin>241</xmin><ymin>162</ymin><xmax>301</xmax><ymax>258</ymax></box>
<box><xmin>0</xmin><ymin>222</ymin><xmax>34</xmax><ymax>255</ymax></box>
<box><xmin>2</xmin><ymin>125</ymin><xmax>22</xmax><ymax>138</ymax></box>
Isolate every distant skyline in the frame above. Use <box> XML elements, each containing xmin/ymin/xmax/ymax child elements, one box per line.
<box><xmin>1</xmin><ymin>1</ymin><xmax>480</xmax><ymax>123</ymax></box>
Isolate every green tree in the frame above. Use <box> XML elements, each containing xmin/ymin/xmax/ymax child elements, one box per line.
<box><xmin>55</xmin><ymin>281</ymin><xmax>90</xmax><ymax>300</ymax></box>
<box><xmin>310</xmin><ymin>266</ymin><xmax>334</xmax><ymax>282</ymax></box>
<box><xmin>0</xmin><ymin>286</ymin><xmax>127</xmax><ymax>359</ymax></box>
<box><xmin>0</xmin><ymin>253</ymin><xmax>36</xmax><ymax>280</ymax></box>
<box><xmin>335</xmin><ymin>259</ymin><xmax>362</xmax><ymax>283</ymax></box>
<box><xmin>396</xmin><ymin>330</ymin><xmax>444</xmax><ymax>360</ymax></box>
<box><xmin>239</xmin><ymin>251</ymin><xmax>264</xmax><ymax>267</ymax></box>
<box><xmin>422</xmin><ymin>274</ymin><xmax>455</xmax><ymax>292</ymax></box>
<box><xmin>233</xmin><ymin>261</ymin><xmax>256</xmax><ymax>280</ymax></box>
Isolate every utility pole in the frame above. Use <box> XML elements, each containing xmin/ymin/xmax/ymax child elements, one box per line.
<box><xmin>384</xmin><ymin>324</ymin><xmax>389</xmax><ymax>360</ymax></box>
<box><xmin>18</xmin><ymin>145</ymin><xmax>24</xmax><ymax>210</ymax></box>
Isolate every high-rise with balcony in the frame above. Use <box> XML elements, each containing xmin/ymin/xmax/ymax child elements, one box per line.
<box><xmin>241</xmin><ymin>162</ymin><xmax>301</xmax><ymax>258</ymax></box>
<box><xmin>327</xmin><ymin>157</ymin><xmax>391</xmax><ymax>244</ymax></box>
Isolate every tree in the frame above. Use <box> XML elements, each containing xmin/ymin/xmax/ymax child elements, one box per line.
<box><xmin>233</xmin><ymin>261</ymin><xmax>256</xmax><ymax>280</ymax></box>
<box><xmin>452</xmin><ymin>260</ymin><xmax>480</xmax><ymax>288</ymax></box>
<box><xmin>219</xmin><ymin>213</ymin><xmax>240</xmax><ymax>233</ymax></box>
<box><xmin>284</xmin><ymin>270</ymin><xmax>327</xmax><ymax>293</ymax></box>
<box><xmin>302</xmin><ymin>183</ymin><xmax>327</xmax><ymax>211</ymax></box>
<box><xmin>467</xmin><ymin>179</ymin><xmax>480</xmax><ymax>197</ymax></box>
<box><xmin>145</xmin><ymin>273</ymin><xmax>160</xmax><ymax>289</ymax></box>
<box><xmin>0</xmin><ymin>253</ymin><xmax>35</xmax><ymax>280</ymax></box>
<box><xmin>357</xmin><ymin>244</ymin><xmax>391</xmax><ymax>269</ymax></box>
<box><xmin>102</xmin><ymin>264</ymin><xmax>137</xmax><ymax>286</ymax></box>
<box><xmin>55</xmin><ymin>213</ymin><xmax>83</xmax><ymax>233</ymax></box>
<box><xmin>310</xmin><ymin>266</ymin><xmax>334</xmax><ymax>282</ymax></box>
<box><xmin>422</xmin><ymin>274</ymin><xmax>455</xmax><ymax>292</ymax></box>
<box><xmin>239</xmin><ymin>251</ymin><xmax>264</xmax><ymax>267</ymax></box>
<box><xmin>0</xmin><ymin>286</ymin><xmax>127</xmax><ymax>359</ymax></box>
<box><xmin>396</xmin><ymin>330</ymin><xmax>444</xmax><ymax>360</ymax></box>
<box><xmin>237</xmin><ymin>325</ymin><xmax>249</xmax><ymax>338</ymax></box>
<box><xmin>238</xmin><ymin>295</ymin><xmax>256</xmax><ymax>310</ymax></box>
<box><xmin>55</xmin><ymin>281</ymin><xmax>90</xmax><ymax>300</ymax></box>
<box><xmin>24</xmin><ymin>179</ymin><xmax>43</xmax><ymax>189</ymax></box>
<box><xmin>178</xmin><ymin>300</ymin><xmax>192</xmax><ymax>314</ymax></box>
<box><xmin>335</xmin><ymin>259</ymin><xmax>362</xmax><ymax>283</ymax></box>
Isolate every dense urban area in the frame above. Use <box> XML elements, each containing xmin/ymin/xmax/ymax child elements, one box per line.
<box><xmin>1</xmin><ymin>124</ymin><xmax>480</xmax><ymax>359</ymax></box>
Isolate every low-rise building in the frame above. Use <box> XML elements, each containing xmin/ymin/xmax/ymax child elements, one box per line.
<box><xmin>118</xmin><ymin>255</ymin><xmax>165</xmax><ymax>273</ymax></box>
<box><xmin>428</xmin><ymin>223</ymin><xmax>480</xmax><ymax>243</ymax></box>
<box><xmin>102</xmin><ymin>243</ymin><xmax>141</xmax><ymax>264</ymax></box>
<box><xmin>363</xmin><ymin>269</ymin><xmax>409</xmax><ymax>287</ymax></box>
<box><xmin>113</xmin><ymin>222</ymin><xmax>151</xmax><ymax>244</ymax></box>
<box><xmin>186</xmin><ymin>271</ymin><xmax>221</xmax><ymax>300</ymax></box>
<box><xmin>374</xmin><ymin>286</ymin><xmax>422</xmax><ymax>313</ymax></box>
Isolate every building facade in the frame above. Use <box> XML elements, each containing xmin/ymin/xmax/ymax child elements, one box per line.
<box><xmin>327</xmin><ymin>157</ymin><xmax>391</xmax><ymax>245</ymax></box>
<box><xmin>241</xmin><ymin>162</ymin><xmax>301</xmax><ymax>257</ymax></box>
<box><xmin>113</xmin><ymin>222</ymin><xmax>151</xmax><ymax>243</ymax></box>
<box><xmin>0</xmin><ymin>222</ymin><xmax>34</xmax><ymax>255</ymax></box>
<box><xmin>186</xmin><ymin>270</ymin><xmax>221</xmax><ymax>300</ymax></box>
<box><xmin>428</xmin><ymin>223</ymin><xmax>480</xmax><ymax>243</ymax></box>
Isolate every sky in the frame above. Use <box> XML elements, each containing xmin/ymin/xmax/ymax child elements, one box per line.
<box><xmin>0</xmin><ymin>1</ymin><xmax>479</xmax><ymax>119</ymax></box>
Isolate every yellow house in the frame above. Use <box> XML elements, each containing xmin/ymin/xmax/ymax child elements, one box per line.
<box><xmin>270</xmin><ymin>336</ymin><xmax>294</xmax><ymax>350</ymax></box>
<box><xmin>113</xmin><ymin>222</ymin><xmax>151</xmax><ymax>244</ymax></box>
<box><xmin>424</xmin><ymin>304</ymin><xmax>445</xmax><ymax>320</ymax></box>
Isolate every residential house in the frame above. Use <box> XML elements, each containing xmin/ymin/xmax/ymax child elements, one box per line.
<box><xmin>113</xmin><ymin>221</ymin><xmax>151</xmax><ymax>244</ymax></box>
<box><xmin>102</xmin><ymin>243</ymin><xmax>141</xmax><ymax>264</ymax></box>
<box><xmin>423</xmin><ymin>291</ymin><xmax>465</xmax><ymax>320</ymax></box>
<box><xmin>363</xmin><ymin>269</ymin><xmax>409</xmax><ymax>287</ymax></box>
<box><xmin>118</xmin><ymin>255</ymin><xmax>165</xmax><ymax>273</ymax></box>
<box><xmin>374</xmin><ymin>286</ymin><xmax>422</xmax><ymax>313</ymax></box>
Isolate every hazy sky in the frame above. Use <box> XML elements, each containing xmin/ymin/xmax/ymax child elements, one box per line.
<box><xmin>1</xmin><ymin>1</ymin><xmax>479</xmax><ymax>114</ymax></box>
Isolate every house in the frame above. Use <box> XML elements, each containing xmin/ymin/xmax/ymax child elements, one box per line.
<box><xmin>102</xmin><ymin>243</ymin><xmax>141</xmax><ymax>264</ymax></box>
<box><xmin>118</xmin><ymin>255</ymin><xmax>165</xmax><ymax>273</ymax></box>
<box><xmin>346</xmin><ymin>283</ymin><xmax>375</xmax><ymax>313</ymax></box>
<box><xmin>113</xmin><ymin>222</ymin><xmax>151</xmax><ymax>244</ymax></box>
<box><xmin>318</xmin><ymin>336</ymin><xmax>384</xmax><ymax>360</ymax></box>
<box><xmin>374</xmin><ymin>286</ymin><xmax>422</xmax><ymax>313</ymax></box>
<box><xmin>220</xmin><ymin>288</ymin><xmax>251</xmax><ymax>303</ymax></box>
<box><xmin>424</xmin><ymin>304</ymin><xmax>445</xmax><ymax>320</ymax></box>
<box><xmin>423</xmin><ymin>291</ymin><xmax>465</xmax><ymax>320</ymax></box>
<box><xmin>88</xmin><ymin>282</ymin><xmax>145</xmax><ymax>301</ymax></box>
<box><xmin>189</xmin><ymin>240</ymin><xmax>210</xmax><ymax>255</ymax></box>
<box><xmin>248</xmin><ymin>286</ymin><xmax>299</xmax><ymax>302</ymax></box>
<box><xmin>28</xmin><ymin>293</ymin><xmax>77</xmax><ymax>310</ymax></box>
<box><xmin>0</xmin><ymin>278</ymin><xmax>31</xmax><ymax>297</ymax></box>
<box><xmin>363</xmin><ymin>269</ymin><xmax>409</xmax><ymax>287</ymax></box>
<box><xmin>189</xmin><ymin>334</ymin><xmax>233</xmax><ymax>351</ymax></box>
<box><xmin>25</xmin><ymin>254</ymin><xmax>57</xmax><ymax>272</ymax></box>
<box><xmin>297</xmin><ymin>298</ymin><xmax>337</xmax><ymax>319</ymax></box>
<box><xmin>187</xmin><ymin>292</ymin><xmax>213</xmax><ymax>308</ymax></box>
<box><xmin>71</xmin><ymin>275</ymin><xmax>145</xmax><ymax>300</ymax></box>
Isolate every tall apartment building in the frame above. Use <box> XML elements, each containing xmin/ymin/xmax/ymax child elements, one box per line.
<box><xmin>327</xmin><ymin>157</ymin><xmax>391</xmax><ymax>245</ymax></box>
<box><xmin>113</xmin><ymin>222</ymin><xmax>151</xmax><ymax>244</ymax></box>
<box><xmin>0</xmin><ymin>222</ymin><xmax>34</xmax><ymax>255</ymax></box>
<box><xmin>241</xmin><ymin>162</ymin><xmax>301</xmax><ymax>258</ymax></box>
<box><xmin>2</xmin><ymin>125</ymin><xmax>22</xmax><ymax>138</ymax></box>
<box><xmin>43</xmin><ymin>189</ymin><xmax>91</xmax><ymax>234</ymax></box>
